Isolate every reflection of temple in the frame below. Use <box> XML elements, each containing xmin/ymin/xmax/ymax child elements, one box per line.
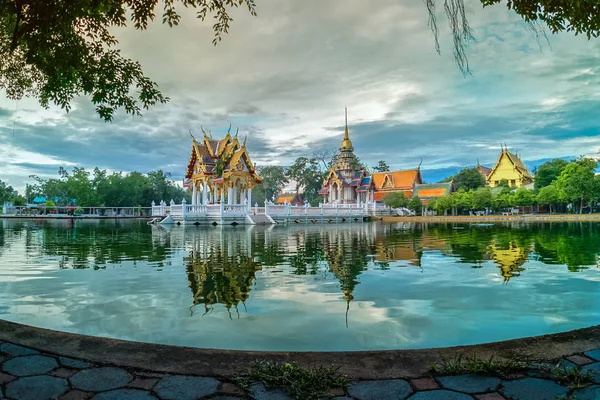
<box><xmin>487</xmin><ymin>241</ymin><xmax>530</xmax><ymax>282</ymax></box>
<box><xmin>180</xmin><ymin>228</ymin><xmax>263</xmax><ymax>317</ymax></box>
<box><xmin>319</xmin><ymin>225</ymin><xmax>376</xmax><ymax>301</ymax></box>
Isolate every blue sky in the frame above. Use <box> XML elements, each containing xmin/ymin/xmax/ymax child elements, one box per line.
<box><xmin>1</xmin><ymin>0</ymin><xmax>600</xmax><ymax>191</ymax></box>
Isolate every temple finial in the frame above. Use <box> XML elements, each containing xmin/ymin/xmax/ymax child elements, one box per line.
<box><xmin>235</xmin><ymin>127</ymin><xmax>239</xmax><ymax>139</ymax></box>
<box><xmin>243</xmin><ymin>134</ymin><xmax>247</xmax><ymax>147</ymax></box>
<box><xmin>344</xmin><ymin>107</ymin><xmax>349</xmax><ymax>140</ymax></box>
<box><xmin>201</xmin><ymin>125</ymin><xmax>207</xmax><ymax>138</ymax></box>
<box><xmin>189</xmin><ymin>129</ymin><xmax>196</xmax><ymax>141</ymax></box>
<box><xmin>477</xmin><ymin>158</ymin><xmax>480</xmax><ymax>166</ymax></box>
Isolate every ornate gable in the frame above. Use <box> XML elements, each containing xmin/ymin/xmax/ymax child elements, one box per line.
<box><xmin>382</xmin><ymin>174</ymin><xmax>394</xmax><ymax>188</ymax></box>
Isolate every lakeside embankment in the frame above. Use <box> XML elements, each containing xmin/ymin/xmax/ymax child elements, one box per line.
<box><xmin>0</xmin><ymin>215</ymin><xmax>152</xmax><ymax>220</ymax></box>
<box><xmin>379</xmin><ymin>213</ymin><xmax>600</xmax><ymax>223</ymax></box>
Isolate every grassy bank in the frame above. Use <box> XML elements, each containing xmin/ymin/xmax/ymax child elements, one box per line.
<box><xmin>379</xmin><ymin>213</ymin><xmax>600</xmax><ymax>223</ymax></box>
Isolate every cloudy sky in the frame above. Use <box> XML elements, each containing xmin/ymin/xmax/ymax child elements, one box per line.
<box><xmin>2</xmin><ymin>0</ymin><xmax>600</xmax><ymax>191</ymax></box>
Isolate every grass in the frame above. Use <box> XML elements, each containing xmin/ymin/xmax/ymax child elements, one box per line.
<box><xmin>429</xmin><ymin>354</ymin><xmax>530</xmax><ymax>376</ymax></box>
<box><xmin>236</xmin><ymin>360</ymin><xmax>349</xmax><ymax>400</ymax></box>
<box><xmin>551</xmin><ymin>366</ymin><xmax>594</xmax><ymax>389</ymax></box>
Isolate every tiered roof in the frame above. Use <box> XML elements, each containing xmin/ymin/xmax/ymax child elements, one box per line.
<box><xmin>185</xmin><ymin>129</ymin><xmax>261</xmax><ymax>185</ymax></box>
<box><xmin>371</xmin><ymin>169</ymin><xmax>423</xmax><ymax>200</ymax></box>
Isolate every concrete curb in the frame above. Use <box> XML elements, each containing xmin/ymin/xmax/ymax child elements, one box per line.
<box><xmin>0</xmin><ymin>320</ymin><xmax>598</xmax><ymax>380</ymax></box>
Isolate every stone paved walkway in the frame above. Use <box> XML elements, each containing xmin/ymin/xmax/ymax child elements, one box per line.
<box><xmin>0</xmin><ymin>339</ymin><xmax>598</xmax><ymax>400</ymax></box>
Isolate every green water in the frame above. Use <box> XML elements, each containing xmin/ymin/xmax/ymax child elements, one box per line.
<box><xmin>0</xmin><ymin>219</ymin><xmax>598</xmax><ymax>351</ymax></box>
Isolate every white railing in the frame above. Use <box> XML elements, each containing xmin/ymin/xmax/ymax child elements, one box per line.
<box><xmin>169</xmin><ymin>204</ymin><xmax>184</xmax><ymax>216</ymax></box>
<box><xmin>321</xmin><ymin>203</ymin><xmax>362</xmax><ymax>209</ymax></box>
<box><xmin>269</xmin><ymin>202</ymin><xmax>365</xmax><ymax>217</ymax></box>
<box><xmin>265</xmin><ymin>204</ymin><xmax>289</xmax><ymax>215</ymax></box>
<box><xmin>152</xmin><ymin>199</ymin><xmax>368</xmax><ymax>219</ymax></box>
<box><xmin>206</xmin><ymin>204</ymin><xmax>223</xmax><ymax>216</ymax></box>
<box><xmin>222</xmin><ymin>204</ymin><xmax>247</xmax><ymax>216</ymax></box>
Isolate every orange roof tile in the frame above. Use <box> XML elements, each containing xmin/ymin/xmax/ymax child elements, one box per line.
<box><xmin>373</xmin><ymin>190</ymin><xmax>412</xmax><ymax>201</ymax></box>
<box><xmin>372</xmin><ymin>170</ymin><xmax>420</xmax><ymax>190</ymax></box>
<box><xmin>418</xmin><ymin>188</ymin><xmax>447</xmax><ymax>197</ymax></box>
<box><xmin>276</xmin><ymin>196</ymin><xmax>294</xmax><ymax>203</ymax></box>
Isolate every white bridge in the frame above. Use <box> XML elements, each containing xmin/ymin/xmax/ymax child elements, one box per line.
<box><xmin>150</xmin><ymin>199</ymin><xmax>397</xmax><ymax>225</ymax></box>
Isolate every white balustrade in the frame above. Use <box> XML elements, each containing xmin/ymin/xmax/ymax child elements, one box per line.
<box><xmin>153</xmin><ymin>199</ymin><xmax>366</xmax><ymax>220</ymax></box>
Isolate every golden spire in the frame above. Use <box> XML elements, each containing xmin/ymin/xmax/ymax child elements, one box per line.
<box><xmin>340</xmin><ymin>107</ymin><xmax>353</xmax><ymax>150</ymax></box>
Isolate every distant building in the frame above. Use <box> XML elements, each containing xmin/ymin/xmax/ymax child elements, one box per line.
<box><xmin>476</xmin><ymin>162</ymin><xmax>492</xmax><ymax>182</ymax></box>
<box><xmin>413</xmin><ymin>182</ymin><xmax>454</xmax><ymax>205</ymax></box>
<box><xmin>486</xmin><ymin>146</ymin><xmax>533</xmax><ymax>188</ymax></box>
<box><xmin>370</xmin><ymin>169</ymin><xmax>423</xmax><ymax>202</ymax></box>
<box><xmin>276</xmin><ymin>192</ymin><xmax>304</xmax><ymax>206</ymax></box>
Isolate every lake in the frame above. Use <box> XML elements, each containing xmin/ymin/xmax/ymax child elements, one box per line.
<box><xmin>0</xmin><ymin>219</ymin><xmax>598</xmax><ymax>351</ymax></box>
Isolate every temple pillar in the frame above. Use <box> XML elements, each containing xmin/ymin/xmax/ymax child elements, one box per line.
<box><xmin>337</xmin><ymin>185</ymin><xmax>342</xmax><ymax>204</ymax></box>
<box><xmin>247</xmin><ymin>188</ymin><xmax>252</xmax><ymax>208</ymax></box>
<box><xmin>192</xmin><ymin>183</ymin><xmax>197</xmax><ymax>206</ymax></box>
<box><xmin>227</xmin><ymin>187</ymin><xmax>233</xmax><ymax>205</ymax></box>
<box><xmin>202</xmin><ymin>181</ymin><xmax>208</xmax><ymax>205</ymax></box>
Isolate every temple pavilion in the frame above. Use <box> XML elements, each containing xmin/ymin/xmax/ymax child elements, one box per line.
<box><xmin>486</xmin><ymin>145</ymin><xmax>533</xmax><ymax>188</ymax></box>
<box><xmin>319</xmin><ymin>109</ymin><xmax>370</xmax><ymax>204</ymax></box>
<box><xmin>185</xmin><ymin>127</ymin><xmax>262</xmax><ymax>206</ymax></box>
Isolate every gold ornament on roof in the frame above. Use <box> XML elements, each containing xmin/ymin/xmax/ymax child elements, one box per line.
<box><xmin>340</xmin><ymin>107</ymin><xmax>353</xmax><ymax>150</ymax></box>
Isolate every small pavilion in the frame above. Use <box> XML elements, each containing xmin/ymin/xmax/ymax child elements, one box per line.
<box><xmin>185</xmin><ymin>127</ymin><xmax>262</xmax><ymax>206</ymax></box>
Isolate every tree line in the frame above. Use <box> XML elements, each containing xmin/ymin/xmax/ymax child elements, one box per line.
<box><xmin>1</xmin><ymin>167</ymin><xmax>190</xmax><ymax>208</ymax></box>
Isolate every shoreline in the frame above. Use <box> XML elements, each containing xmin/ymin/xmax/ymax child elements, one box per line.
<box><xmin>0</xmin><ymin>319</ymin><xmax>599</xmax><ymax>379</ymax></box>
<box><xmin>379</xmin><ymin>213</ymin><xmax>600</xmax><ymax>223</ymax></box>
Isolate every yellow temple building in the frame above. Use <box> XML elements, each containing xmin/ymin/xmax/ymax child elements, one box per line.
<box><xmin>185</xmin><ymin>127</ymin><xmax>262</xmax><ymax>206</ymax></box>
<box><xmin>486</xmin><ymin>146</ymin><xmax>533</xmax><ymax>188</ymax></box>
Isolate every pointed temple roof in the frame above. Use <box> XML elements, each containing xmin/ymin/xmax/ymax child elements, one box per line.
<box><xmin>331</xmin><ymin>108</ymin><xmax>360</xmax><ymax>171</ymax></box>
<box><xmin>185</xmin><ymin>128</ymin><xmax>261</xmax><ymax>186</ymax></box>
<box><xmin>487</xmin><ymin>147</ymin><xmax>533</xmax><ymax>182</ymax></box>
<box><xmin>340</xmin><ymin>107</ymin><xmax>353</xmax><ymax>151</ymax></box>
<box><xmin>370</xmin><ymin>169</ymin><xmax>423</xmax><ymax>201</ymax></box>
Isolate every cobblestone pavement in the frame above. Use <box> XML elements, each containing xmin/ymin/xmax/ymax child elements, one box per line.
<box><xmin>0</xmin><ymin>339</ymin><xmax>598</xmax><ymax>400</ymax></box>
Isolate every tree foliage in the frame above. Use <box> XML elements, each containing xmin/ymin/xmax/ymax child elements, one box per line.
<box><xmin>383</xmin><ymin>191</ymin><xmax>409</xmax><ymax>208</ymax></box>
<box><xmin>408</xmin><ymin>195</ymin><xmax>423</xmax><ymax>215</ymax></box>
<box><xmin>0</xmin><ymin>180</ymin><xmax>17</xmax><ymax>204</ymax></box>
<box><xmin>534</xmin><ymin>158</ymin><xmax>570</xmax><ymax>190</ymax></box>
<box><xmin>426</xmin><ymin>0</ymin><xmax>600</xmax><ymax>75</ymax></box>
<box><xmin>536</xmin><ymin>183</ymin><xmax>561</xmax><ymax>213</ymax></box>
<box><xmin>252</xmin><ymin>165</ymin><xmax>288</xmax><ymax>204</ymax></box>
<box><xmin>25</xmin><ymin>167</ymin><xmax>189</xmax><ymax>207</ymax></box>
<box><xmin>452</xmin><ymin>167</ymin><xmax>486</xmax><ymax>191</ymax></box>
<box><xmin>0</xmin><ymin>0</ymin><xmax>256</xmax><ymax>121</ymax></box>
<box><xmin>373</xmin><ymin>160</ymin><xmax>390</xmax><ymax>172</ymax></box>
<box><xmin>555</xmin><ymin>157</ymin><xmax>599</xmax><ymax>213</ymax></box>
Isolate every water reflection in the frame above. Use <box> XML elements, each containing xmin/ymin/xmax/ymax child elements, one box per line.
<box><xmin>150</xmin><ymin>222</ymin><xmax>600</xmax><ymax>311</ymax></box>
<box><xmin>1</xmin><ymin>219</ymin><xmax>600</xmax><ymax>350</ymax></box>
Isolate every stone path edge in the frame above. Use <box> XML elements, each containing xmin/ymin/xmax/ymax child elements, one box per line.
<box><xmin>0</xmin><ymin>319</ymin><xmax>598</xmax><ymax>380</ymax></box>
